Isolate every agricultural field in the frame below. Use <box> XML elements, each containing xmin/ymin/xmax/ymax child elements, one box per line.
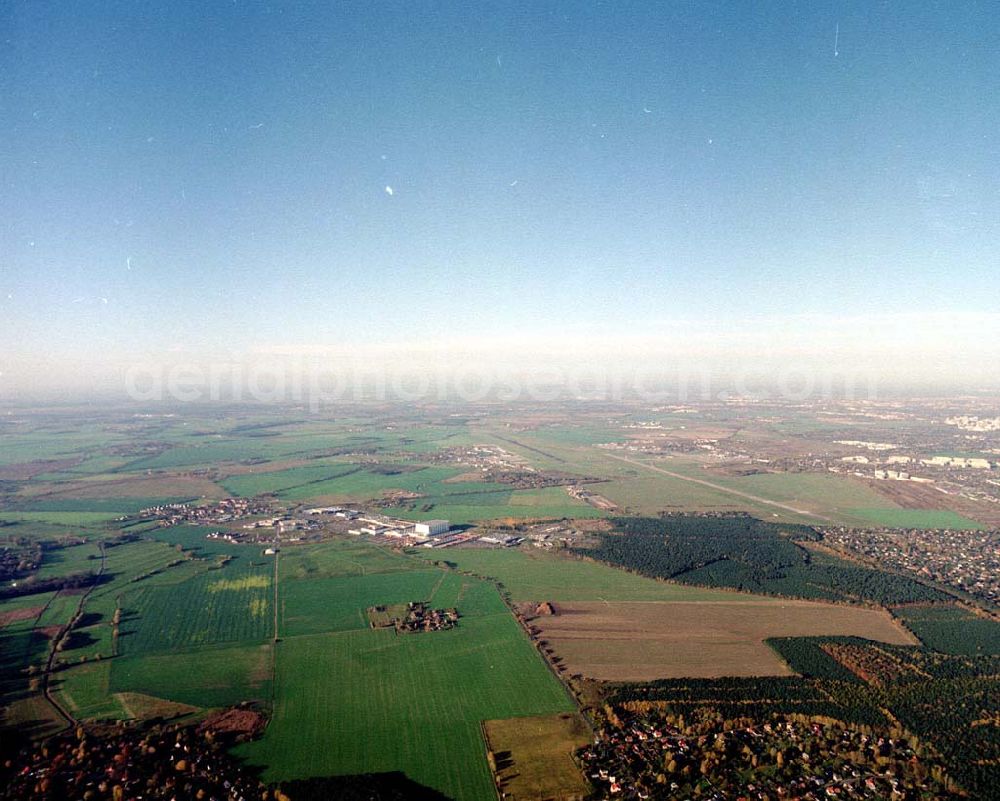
<box><xmin>117</xmin><ymin>563</ymin><xmax>274</xmax><ymax>655</ymax></box>
<box><xmin>0</xmin><ymin>511</ymin><xmax>125</xmax><ymax>526</ymax></box>
<box><xmin>419</xmin><ymin>547</ymin><xmax>745</xmax><ymax>603</ymax></box>
<box><xmin>3</xmin><ymin>403</ymin><xmax>999</xmax><ymax>799</ymax></box>
<box><xmin>529</xmin><ymin>599</ymin><xmax>916</xmax><ymax>680</ymax></box>
<box><xmin>33</xmin><ymin>541</ymin><xmax>102</xmax><ymax>579</ymax></box>
<box><xmin>236</xmin><ymin>613</ymin><xmax>574</xmax><ymax>801</ymax></box>
<box><xmin>53</xmin><ymin>661</ymin><xmax>128</xmax><ymax>721</ymax></box>
<box><xmin>846</xmin><ymin>507</ymin><xmax>985</xmax><ymax>529</ymax></box>
<box><xmin>58</xmin><ymin>538</ymin><xmax>210</xmax><ymax>663</ymax></box>
<box><xmin>279</xmin><ymin>570</ymin><xmax>445</xmax><ymax>637</ymax></box>
<box><xmin>220</xmin><ymin>462</ymin><xmax>360</xmax><ymax>498</ymax></box>
<box><xmin>279</xmin><ymin>539</ymin><xmax>416</xmax><ymax>579</ymax></box>
<box><xmin>483</xmin><ymin>713</ymin><xmax>592</xmax><ymax>801</ymax></box>
<box><xmin>14</xmin><ymin>473</ymin><xmax>226</xmax><ymax>503</ymax></box>
<box><xmin>109</xmin><ymin>643</ymin><xmax>273</xmax><ymax>709</ymax></box>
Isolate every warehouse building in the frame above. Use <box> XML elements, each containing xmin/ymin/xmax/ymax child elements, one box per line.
<box><xmin>414</xmin><ymin>519</ymin><xmax>450</xmax><ymax>537</ymax></box>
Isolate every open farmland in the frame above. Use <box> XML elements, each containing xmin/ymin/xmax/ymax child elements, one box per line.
<box><xmin>236</xmin><ymin>612</ymin><xmax>574</xmax><ymax>801</ymax></box>
<box><xmin>483</xmin><ymin>425</ymin><xmax>996</xmax><ymax>529</ymax></box>
<box><xmin>15</xmin><ymin>473</ymin><xmax>226</xmax><ymax>503</ymax></box>
<box><xmin>420</xmin><ymin>547</ymin><xmax>745</xmax><ymax>603</ymax></box>
<box><xmin>0</xmin><ymin>511</ymin><xmax>124</xmax><ymax>526</ymax></box>
<box><xmin>53</xmin><ymin>661</ymin><xmax>128</xmax><ymax>721</ymax></box>
<box><xmin>279</xmin><ymin>569</ymin><xmax>444</xmax><ymax>637</ymax></box>
<box><xmin>220</xmin><ymin>463</ymin><xmax>361</xmax><ymax>498</ymax></box>
<box><xmin>3</xmin><ymin>403</ymin><xmax>1000</xmax><ymax>799</ymax></box>
<box><xmin>57</xmin><ymin>539</ymin><xmax>209</xmax><ymax>663</ymax></box>
<box><xmin>483</xmin><ymin>713</ymin><xmax>591</xmax><ymax>801</ymax></box>
<box><xmin>118</xmin><ymin>563</ymin><xmax>273</xmax><ymax>654</ymax></box>
<box><xmin>531</xmin><ymin>600</ymin><xmax>917</xmax><ymax>680</ymax></box>
<box><xmin>279</xmin><ymin>539</ymin><xmax>415</xmax><ymax>579</ymax></box>
<box><xmin>846</xmin><ymin>508</ymin><xmax>985</xmax><ymax>529</ymax></box>
<box><xmin>109</xmin><ymin>642</ymin><xmax>273</xmax><ymax>709</ymax></box>
<box><xmin>33</xmin><ymin>541</ymin><xmax>102</xmax><ymax>579</ymax></box>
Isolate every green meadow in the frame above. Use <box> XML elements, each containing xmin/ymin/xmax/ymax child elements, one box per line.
<box><xmin>237</xmin><ymin>612</ymin><xmax>572</xmax><ymax>801</ymax></box>
<box><xmin>416</xmin><ymin>547</ymin><xmax>744</xmax><ymax>603</ymax></box>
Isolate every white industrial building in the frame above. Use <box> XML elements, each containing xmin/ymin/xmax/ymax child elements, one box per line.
<box><xmin>414</xmin><ymin>520</ymin><xmax>450</xmax><ymax>537</ymax></box>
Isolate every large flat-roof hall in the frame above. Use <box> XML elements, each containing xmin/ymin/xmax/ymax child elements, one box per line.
<box><xmin>414</xmin><ymin>520</ymin><xmax>450</xmax><ymax>537</ymax></box>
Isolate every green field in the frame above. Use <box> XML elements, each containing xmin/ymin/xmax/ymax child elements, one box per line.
<box><xmin>280</xmin><ymin>570</ymin><xmax>444</xmax><ymax>637</ymax></box>
<box><xmin>7</xmin><ymin>521</ymin><xmax>584</xmax><ymax>800</ymax></box>
<box><xmin>477</xmin><ymin>432</ymin><xmax>982</xmax><ymax>529</ymax></box>
<box><xmin>846</xmin><ymin>508</ymin><xmax>985</xmax><ymax>529</ymax></box>
<box><xmin>279</xmin><ymin>540</ymin><xmax>416</xmax><ymax>579</ymax></box>
<box><xmin>415</xmin><ymin>547</ymin><xmax>745</xmax><ymax>603</ymax></box>
<box><xmin>54</xmin><ymin>661</ymin><xmax>128</xmax><ymax>720</ymax></box>
<box><xmin>237</xmin><ymin>611</ymin><xmax>573</xmax><ymax>801</ymax></box>
<box><xmin>14</xmin><ymin>497</ymin><xmax>200</xmax><ymax>515</ymax></box>
<box><xmin>44</xmin><ymin>537</ymin><xmax>250</xmax><ymax>666</ymax></box>
<box><xmin>220</xmin><ymin>463</ymin><xmax>361</xmax><ymax>498</ymax></box>
<box><xmin>0</xmin><ymin>429</ymin><xmax>129</xmax><ymax>467</ymax></box>
<box><xmin>0</xmin><ymin>511</ymin><xmax>121</xmax><ymax>526</ymax></box>
<box><xmin>34</xmin><ymin>541</ymin><xmax>102</xmax><ymax>579</ymax></box>
<box><xmin>110</xmin><ymin>642</ymin><xmax>273</xmax><ymax>709</ymax></box>
<box><xmin>277</xmin><ymin>465</ymin><xmax>498</xmax><ymax>503</ymax></box>
<box><xmin>600</xmin><ymin>459</ymin><xmax>908</xmax><ymax>525</ymax></box>
<box><xmin>119</xmin><ymin>563</ymin><xmax>273</xmax><ymax>655</ymax></box>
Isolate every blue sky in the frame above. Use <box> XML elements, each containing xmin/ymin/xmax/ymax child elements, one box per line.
<box><xmin>1</xmin><ymin>1</ymin><xmax>998</xmax><ymax>388</ymax></box>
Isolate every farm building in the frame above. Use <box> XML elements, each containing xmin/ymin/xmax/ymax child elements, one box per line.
<box><xmin>360</xmin><ymin>525</ymin><xmax>389</xmax><ymax>535</ymax></box>
<box><xmin>415</xmin><ymin>520</ymin><xmax>450</xmax><ymax>537</ymax></box>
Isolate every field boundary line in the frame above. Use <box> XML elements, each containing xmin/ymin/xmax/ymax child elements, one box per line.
<box><xmin>479</xmin><ymin>720</ymin><xmax>502</xmax><ymax>801</ymax></box>
<box><xmin>603</xmin><ymin>452</ymin><xmax>830</xmax><ymax>521</ymax></box>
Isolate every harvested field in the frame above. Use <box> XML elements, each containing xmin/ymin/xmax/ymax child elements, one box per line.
<box><xmin>19</xmin><ymin>474</ymin><xmax>227</xmax><ymax>501</ymax></box>
<box><xmin>0</xmin><ymin>605</ymin><xmax>44</xmax><ymax>627</ymax></box>
<box><xmin>115</xmin><ymin>692</ymin><xmax>199</xmax><ymax>721</ymax></box>
<box><xmin>0</xmin><ymin>458</ymin><xmax>82</xmax><ymax>480</ymax></box>
<box><xmin>865</xmin><ymin>479</ymin><xmax>1000</xmax><ymax>527</ymax></box>
<box><xmin>483</xmin><ymin>713</ymin><xmax>591</xmax><ymax>801</ymax></box>
<box><xmin>532</xmin><ymin>600</ymin><xmax>918</xmax><ymax>681</ymax></box>
<box><xmin>198</xmin><ymin>707</ymin><xmax>267</xmax><ymax>736</ymax></box>
<box><xmin>864</xmin><ymin>480</ymin><xmax>949</xmax><ymax>510</ymax></box>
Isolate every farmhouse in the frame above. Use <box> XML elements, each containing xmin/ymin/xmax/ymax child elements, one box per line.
<box><xmin>360</xmin><ymin>525</ymin><xmax>389</xmax><ymax>535</ymax></box>
<box><xmin>367</xmin><ymin>601</ymin><xmax>459</xmax><ymax>633</ymax></box>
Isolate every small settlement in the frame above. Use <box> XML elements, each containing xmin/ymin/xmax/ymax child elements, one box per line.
<box><xmin>367</xmin><ymin>601</ymin><xmax>459</xmax><ymax>634</ymax></box>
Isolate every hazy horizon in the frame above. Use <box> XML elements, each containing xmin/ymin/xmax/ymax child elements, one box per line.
<box><xmin>3</xmin><ymin>2</ymin><xmax>999</xmax><ymax>398</ymax></box>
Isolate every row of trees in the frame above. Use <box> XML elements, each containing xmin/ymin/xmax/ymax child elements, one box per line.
<box><xmin>0</xmin><ymin>571</ymin><xmax>105</xmax><ymax>600</ymax></box>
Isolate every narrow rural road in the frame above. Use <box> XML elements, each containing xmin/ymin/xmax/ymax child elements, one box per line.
<box><xmin>603</xmin><ymin>453</ymin><xmax>831</xmax><ymax>522</ymax></box>
<box><xmin>272</xmin><ymin>538</ymin><xmax>280</xmax><ymax>641</ymax></box>
<box><xmin>42</xmin><ymin>543</ymin><xmax>108</xmax><ymax>731</ymax></box>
